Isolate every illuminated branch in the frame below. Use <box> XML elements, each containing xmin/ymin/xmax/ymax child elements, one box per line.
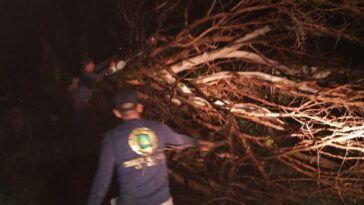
<box><xmin>115</xmin><ymin>0</ymin><xmax>364</xmax><ymax>203</ymax></box>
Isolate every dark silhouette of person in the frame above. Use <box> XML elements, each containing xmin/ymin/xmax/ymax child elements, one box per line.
<box><xmin>87</xmin><ymin>88</ymin><xmax>213</xmax><ymax>205</ymax></box>
<box><xmin>72</xmin><ymin>58</ymin><xmax>111</xmax><ymax>111</ymax></box>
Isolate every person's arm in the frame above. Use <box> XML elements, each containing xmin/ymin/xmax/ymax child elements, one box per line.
<box><xmin>88</xmin><ymin>58</ymin><xmax>114</xmax><ymax>81</ymax></box>
<box><xmin>84</xmin><ymin>71</ymin><xmax>107</xmax><ymax>82</ymax></box>
<box><xmin>162</xmin><ymin>124</ymin><xmax>216</xmax><ymax>152</ymax></box>
<box><xmin>94</xmin><ymin>58</ymin><xmax>111</xmax><ymax>72</ymax></box>
<box><xmin>87</xmin><ymin>137</ymin><xmax>115</xmax><ymax>205</ymax></box>
<box><xmin>162</xmin><ymin>124</ymin><xmax>199</xmax><ymax>146</ymax></box>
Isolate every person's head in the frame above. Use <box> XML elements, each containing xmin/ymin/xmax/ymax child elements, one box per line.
<box><xmin>112</xmin><ymin>88</ymin><xmax>143</xmax><ymax>120</ymax></box>
<box><xmin>82</xmin><ymin>58</ymin><xmax>95</xmax><ymax>73</ymax></box>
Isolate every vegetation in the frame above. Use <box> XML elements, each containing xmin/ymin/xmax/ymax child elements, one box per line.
<box><xmin>112</xmin><ymin>0</ymin><xmax>364</xmax><ymax>204</ymax></box>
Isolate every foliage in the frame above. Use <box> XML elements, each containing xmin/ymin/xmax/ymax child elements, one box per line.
<box><xmin>114</xmin><ymin>0</ymin><xmax>364</xmax><ymax>204</ymax></box>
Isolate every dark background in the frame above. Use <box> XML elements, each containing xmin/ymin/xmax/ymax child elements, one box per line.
<box><xmin>0</xmin><ymin>0</ymin><xmax>133</xmax><ymax>121</ymax></box>
<box><xmin>1</xmin><ymin>0</ymin><xmax>122</xmax><ymax>95</ymax></box>
<box><xmin>0</xmin><ymin>1</ymin><xmax>363</xmax><ymax>204</ymax></box>
<box><xmin>0</xmin><ymin>1</ymin><xmax>124</xmax><ymax>204</ymax></box>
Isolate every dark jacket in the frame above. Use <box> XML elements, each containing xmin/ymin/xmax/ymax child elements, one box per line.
<box><xmin>78</xmin><ymin>59</ymin><xmax>110</xmax><ymax>89</ymax></box>
<box><xmin>87</xmin><ymin>119</ymin><xmax>198</xmax><ymax>205</ymax></box>
<box><xmin>72</xmin><ymin>59</ymin><xmax>110</xmax><ymax>108</ymax></box>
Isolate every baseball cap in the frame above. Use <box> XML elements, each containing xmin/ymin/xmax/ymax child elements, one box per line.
<box><xmin>113</xmin><ymin>88</ymin><xmax>138</xmax><ymax>111</ymax></box>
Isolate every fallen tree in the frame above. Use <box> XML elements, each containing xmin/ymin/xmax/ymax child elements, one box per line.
<box><xmin>109</xmin><ymin>0</ymin><xmax>364</xmax><ymax>204</ymax></box>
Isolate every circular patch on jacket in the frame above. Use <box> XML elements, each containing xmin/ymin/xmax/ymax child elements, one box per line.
<box><xmin>128</xmin><ymin>127</ymin><xmax>158</xmax><ymax>156</ymax></box>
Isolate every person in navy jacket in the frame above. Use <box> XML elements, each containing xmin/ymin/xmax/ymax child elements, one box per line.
<box><xmin>87</xmin><ymin>88</ymin><xmax>210</xmax><ymax>205</ymax></box>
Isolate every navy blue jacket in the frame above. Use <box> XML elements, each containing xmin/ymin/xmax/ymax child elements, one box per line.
<box><xmin>87</xmin><ymin>119</ymin><xmax>198</xmax><ymax>205</ymax></box>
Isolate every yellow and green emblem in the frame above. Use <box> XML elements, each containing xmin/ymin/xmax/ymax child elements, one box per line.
<box><xmin>128</xmin><ymin>127</ymin><xmax>158</xmax><ymax>156</ymax></box>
